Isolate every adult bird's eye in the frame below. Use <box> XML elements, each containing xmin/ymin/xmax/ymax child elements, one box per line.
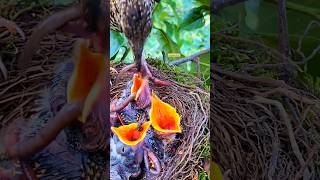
<box><xmin>121</xmin><ymin>147</ymin><xmax>125</xmax><ymax>153</ymax></box>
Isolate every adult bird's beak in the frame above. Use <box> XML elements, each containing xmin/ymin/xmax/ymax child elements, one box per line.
<box><xmin>131</xmin><ymin>73</ymin><xmax>151</xmax><ymax>109</ymax></box>
<box><xmin>67</xmin><ymin>39</ymin><xmax>106</xmax><ymax>123</ymax></box>
<box><xmin>111</xmin><ymin>121</ymin><xmax>151</xmax><ymax>146</ymax></box>
<box><xmin>150</xmin><ymin>92</ymin><xmax>182</xmax><ymax>135</ymax></box>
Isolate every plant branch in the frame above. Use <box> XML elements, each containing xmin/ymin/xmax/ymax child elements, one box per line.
<box><xmin>169</xmin><ymin>49</ymin><xmax>209</xmax><ymax>66</ymax></box>
<box><xmin>0</xmin><ymin>16</ymin><xmax>25</xmax><ymax>40</ymax></box>
<box><xmin>296</xmin><ymin>20</ymin><xmax>320</xmax><ymax>65</ymax></box>
<box><xmin>278</xmin><ymin>0</ymin><xmax>290</xmax><ymax>63</ymax></box>
<box><xmin>212</xmin><ymin>65</ymin><xmax>291</xmax><ymax>89</ymax></box>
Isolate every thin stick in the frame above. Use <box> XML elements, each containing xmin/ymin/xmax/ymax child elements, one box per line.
<box><xmin>169</xmin><ymin>49</ymin><xmax>209</xmax><ymax>66</ymax></box>
<box><xmin>0</xmin><ymin>16</ymin><xmax>25</xmax><ymax>40</ymax></box>
<box><xmin>293</xmin><ymin>146</ymin><xmax>317</xmax><ymax>180</ymax></box>
<box><xmin>255</xmin><ymin>96</ymin><xmax>310</xmax><ymax>177</ymax></box>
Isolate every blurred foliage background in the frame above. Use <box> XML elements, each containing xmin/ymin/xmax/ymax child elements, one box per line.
<box><xmin>214</xmin><ymin>0</ymin><xmax>320</xmax><ymax>96</ymax></box>
<box><xmin>110</xmin><ymin>0</ymin><xmax>210</xmax><ymax>85</ymax></box>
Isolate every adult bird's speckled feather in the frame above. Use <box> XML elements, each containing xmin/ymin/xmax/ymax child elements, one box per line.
<box><xmin>111</xmin><ymin>0</ymin><xmax>160</xmax><ymax>71</ymax></box>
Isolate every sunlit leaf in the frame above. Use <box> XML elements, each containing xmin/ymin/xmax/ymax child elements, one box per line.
<box><xmin>110</xmin><ymin>31</ymin><xmax>125</xmax><ymax>58</ymax></box>
<box><xmin>180</xmin><ymin>6</ymin><xmax>208</xmax><ymax>31</ymax></box>
<box><xmin>154</xmin><ymin>27</ymin><xmax>180</xmax><ymax>54</ymax></box>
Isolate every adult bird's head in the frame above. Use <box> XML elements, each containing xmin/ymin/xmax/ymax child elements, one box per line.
<box><xmin>119</xmin><ymin>0</ymin><xmax>155</xmax><ymax>72</ymax></box>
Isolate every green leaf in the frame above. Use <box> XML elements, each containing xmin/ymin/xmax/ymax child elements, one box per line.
<box><xmin>199</xmin><ymin>50</ymin><xmax>210</xmax><ymax>64</ymax></box>
<box><xmin>164</xmin><ymin>21</ymin><xmax>181</xmax><ymax>44</ymax></box>
<box><xmin>152</xmin><ymin>2</ymin><xmax>170</xmax><ymax>28</ymax></box>
<box><xmin>154</xmin><ymin>27</ymin><xmax>180</xmax><ymax>54</ymax></box>
<box><xmin>180</xmin><ymin>6</ymin><xmax>208</xmax><ymax>31</ymax></box>
<box><xmin>198</xmin><ymin>170</ymin><xmax>209</xmax><ymax>180</ymax></box>
<box><xmin>110</xmin><ymin>31</ymin><xmax>125</xmax><ymax>59</ymax></box>
<box><xmin>193</xmin><ymin>0</ymin><xmax>210</xmax><ymax>7</ymax></box>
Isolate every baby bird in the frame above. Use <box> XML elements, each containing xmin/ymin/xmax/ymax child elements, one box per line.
<box><xmin>110</xmin><ymin>135</ymin><xmax>142</xmax><ymax>180</ymax></box>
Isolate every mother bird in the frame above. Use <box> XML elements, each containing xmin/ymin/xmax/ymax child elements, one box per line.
<box><xmin>110</xmin><ymin>0</ymin><xmax>168</xmax><ymax>85</ymax></box>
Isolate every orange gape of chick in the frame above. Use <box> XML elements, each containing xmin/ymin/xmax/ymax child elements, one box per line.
<box><xmin>111</xmin><ymin>73</ymin><xmax>181</xmax><ymax>147</ymax></box>
<box><xmin>111</xmin><ymin>121</ymin><xmax>151</xmax><ymax>146</ymax></box>
<box><xmin>150</xmin><ymin>92</ymin><xmax>181</xmax><ymax>134</ymax></box>
<box><xmin>67</xmin><ymin>40</ymin><xmax>106</xmax><ymax>123</ymax></box>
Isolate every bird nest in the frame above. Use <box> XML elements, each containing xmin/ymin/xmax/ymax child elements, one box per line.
<box><xmin>211</xmin><ymin>34</ymin><xmax>320</xmax><ymax>179</ymax></box>
<box><xmin>111</xmin><ymin>61</ymin><xmax>210</xmax><ymax>180</ymax></box>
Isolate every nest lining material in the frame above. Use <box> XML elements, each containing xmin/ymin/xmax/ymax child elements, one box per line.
<box><xmin>111</xmin><ymin>62</ymin><xmax>210</xmax><ymax>180</ymax></box>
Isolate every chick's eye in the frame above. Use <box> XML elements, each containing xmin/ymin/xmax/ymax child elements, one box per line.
<box><xmin>122</xmin><ymin>147</ymin><xmax>125</xmax><ymax>153</ymax></box>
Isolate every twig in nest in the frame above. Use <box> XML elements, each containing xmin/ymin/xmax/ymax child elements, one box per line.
<box><xmin>240</xmin><ymin>63</ymin><xmax>289</xmax><ymax>72</ymax></box>
<box><xmin>267</xmin><ymin>127</ymin><xmax>279</xmax><ymax>180</ymax></box>
<box><xmin>254</xmin><ymin>96</ymin><xmax>310</xmax><ymax>178</ymax></box>
<box><xmin>5</xmin><ymin>101</ymin><xmax>84</xmax><ymax>159</ymax></box>
<box><xmin>0</xmin><ymin>56</ymin><xmax>8</xmax><ymax>81</ymax></box>
<box><xmin>11</xmin><ymin>3</ymin><xmax>35</xmax><ymax>20</ymax></box>
<box><xmin>189</xmin><ymin>92</ymin><xmax>206</xmax><ymax>114</ymax></box>
<box><xmin>214</xmin><ymin>68</ymin><xmax>319</xmax><ymax>105</ymax></box>
<box><xmin>115</xmin><ymin>64</ymin><xmax>137</xmax><ymax>83</ymax></box>
<box><xmin>293</xmin><ymin>145</ymin><xmax>318</xmax><ymax>180</ymax></box>
<box><xmin>0</xmin><ymin>16</ymin><xmax>25</xmax><ymax>40</ymax></box>
<box><xmin>212</xmin><ymin>65</ymin><xmax>291</xmax><ymax>89</ymax></box>
<box><xmin>257</xmin><ymin>87</ymin><xmax>318</xmax><ymax>105</ymax></box>
<box><xmin>111</xmin><ymin>93</ymin><xmax>136</xmax><ymax>112</ymax></box>
<box><xmin>214</xmin><ymin>33</ymin><xmax>300</xmax><ymax>70</ymax></box>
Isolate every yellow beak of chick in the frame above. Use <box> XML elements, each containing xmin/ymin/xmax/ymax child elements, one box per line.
<box><xmin>111</xmin><ymin>121</ymin><xmax>151</xmax><ymax>146</ymax></box>
<box><xmin>149</xmin><ymin>92</ymin><xmax>182</xmax><ymax>134</ymax></box>
<box><xmin>67</xmin><ymin>40</ymin><xmax>106</xmax><ymax>123</ymax></box>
